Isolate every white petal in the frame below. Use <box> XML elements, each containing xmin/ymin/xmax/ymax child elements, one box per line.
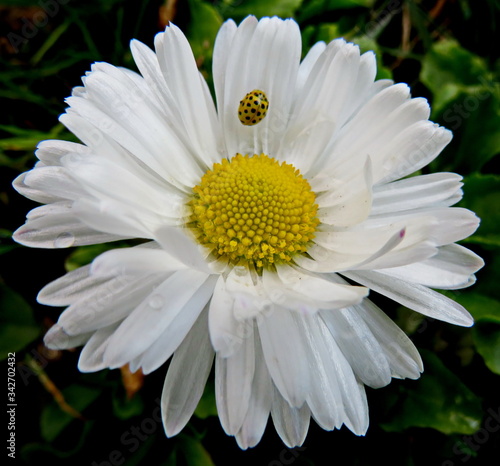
<box><xmin>380</xmin><ymin>243</ymin><xmax>484</xmax><ymax>289</ymax></box>
<box><xmin>215</xmin><ymin>323</ymin><xmax>255</xmax><ymax>435</ymax></box>
<box><xmin>38</xmin><ymin>265</ymin><xmax>94</xmax><ymax>306</ymax></box>
<box><xmin>257</xmin><ymin>308</ymin><xmax>310</xmax><ymax>407</ymax></box>
<box><xmin>162</xmin><ymin>309</ymin><xmax>214</xmax><ymax>437</ymax></box>
<box><xmin>138</xmin><ymin>275</ymin><xmax>218</xmax><ymax>374</ymax></box>
<box><xmin>65</xmin><ymin>85</ymin><xmax>199</xmax><ymax>192</ymax></box>
<box><xmin>235</xmin><ymin>331</ymin><xmax>272</xmax><ymax>450</ymax></box>
<box><xmin>282</xmin><ymin>40</ymin><xmax>361</xmax><ymax>173</ymax></box>
<box><xmin>371</xmin><ymin>173</ymin><xmax>463</xmax><ymax>215</ymax></box>
<box><xmin>376</xmin><ymin>122</ymin><xmax>452</xmax><ymax>184</ymax></box>
<box><xmin>428</xmin><ymin>207</ymin><xmax>481</xmax><ymax>245</ymax></box>
<box><xmin>14</xmin><ymin>201</ymin><xmax>124</xmax><ymax>248</ymax></box>
<box><xmin>13</xmin><ymin>166</ymin><xmax>84</xmax><ymax>203</ymax></box>
<box><xmin>90</xmin><ymin>247</ymin><xmax>187</xmax><ymax>277</ymax></box>
<box><xmin>271</xmin><ymin>388</ymin><xmax>310</xmax><ymax>448</ymax></box>
<box><xmin>299</xmin><ymin>316</ymin><xmax>346</xmax><ymax>430</ymax></box>
<box><xmin>302</xmin><ymin>224</ymin><xmax>408</xmax><ymax>273</ymax></box>
<box><xmin>12</xmin><ymin>172</ymin><xmax>54</xmax><ymax>205</ymax></box>
<box><xmin>57</xmin><ymin>272</ymin><xmax>166</xmax><ymax>336</ymax></box>
<box><xmin>352</xmin><ymin>221</ymin><xmax>439</xmax><ymax>271</ymax></box>
<box><xmin>78</xmin><ymin>323</ymin><xmax>120</xmax><ymax>372</ymax></box>
<box><xmin>216</xmin><ymin>17</ymin><xmax>301</xmax><ymax>156</ymax></box>
<box><xmin>295</xmin><ymin>41</ymin><xmax>326</xmax><ymax>95</ymax></box>
<box><xmin>344</xmin><ymin>270</ymin><xmax>474</xmax><ymax>326</ymax></box>
<box><xmin>317</xmin><ymin>87</ymin><xmax>445</xmax><ymax>186</ymax></box>
<box><xmin>212</xmin><ymin>17</ymin><xmax>237</xmax><ymax>154</ymax></box>
<box><xmin>129</xmin><ymin>39</ymin><xmax>179</xmax><ymax>117</ymax></box>
<box><xmin>359</xmin><ymin>241</ymin><xmax>438</xmax><ymax>271</ymax></box>
<box><xmin>224</xmin><ymin>265</ymin><xmax>270</xmax><ymax>320</ymax></box>
<box><xmin>154</xmin><ymin>225</ymin><xmax>213</xmax><ymax>274</ymax></box>
<box><xmin>88</xmin><ymin>61</ymin><xmax>162</xmax><ymax>113</ymax></box>
<box><xmin>315</xmin><ymin>156</ymin><xmax>373</xmax><ymax>227</ymax></box>
<box><xmin>213</xmin><ymin>19</ymin><xmax>237</xmax><ymax>114</ymax></box>
<box><xmin>321</xmin><ymin>307</ymin><xmax>392</xmax><ymax>388</ymax></box>
<box><xmin>130</xmin><ymin>38</ymin><xmax>197</xmax><ymax>167</ymax></box>
<box><xmin>128</xmin><ymin>355</ymin><xmax>142</xmax><ymax>374</ymax></box>
<box><xmin>262</xmin><ymin>265</ymin><xmax>368</xmax><ymax>311</ymax></box>
<box><xmin>35</xmin><ymin>139</ymin><xmax>89</xmax><ymax>166</ymax></box>
<box><xmin>80</xmin><ymin>64</ymin><xmax>204</xmax><ymax>184</ymax></box>
<box><xmin>354</xmin><ymin>298</ymin><xmax>423</xmax><ymax>380</ymax></box>
<box><xmin>72</xmin><ymin>197</ymin><xmax>154</xmax><ymax>239</ymax></box>
<box><xmin>344</xmin><ymin>51</ymin><xmax>378</xmax><ymax>122</ymax></box>
<box><xmin>319</xmin><ymin>83</ymin><xmax>412</xmax><ymax>174</ymax></box>
<box><xmin>154</xmin><ymin>24</ymin><xmax>221</xmax><ymax>164</ymax></box>
<box><xmin>297</xmin><ymin>39</ymin><xmax>360</xmax><ymax>128</ymax></box>
<box><xmin>362</xmin><ymin>207</ymin><xmax>480</xmax><ymax>246</ymax></box>
<box><xmin>313</xmin><ymin>224</ymin><xmax>406</xmax><ymax>256</ymax></box>
<box><xmin>58</xmin><ymin>112</ymin><xmax>154</xmax><ymax>173</ymax></box>
<box><xmin>302</xmin><ymin>50</ymin><xmax>378</xmax><ymax>179</ymax></box>
<box><xmin>103</xmin><ymin>269</ymin><xmax>213</xmax><ymax>367</ymax></box>
<box><xmin>301</xmin><ymin>313</ymin><xmax>369</xmax><ymax>433</ymax></box>
<box><xmin>62</xmin><ymin>153</ymin><xmax>185</xmax><ymax>221</ymax></box>
<box><xmin>43</xmin><ymin>324</ymin><xmax>92</xmax><ymax>350</ymax></box>
<box><xmin>209</xmin><ymin>276</ymin><xmax>247</xmax><ymax>357</ymax></box>
<box><xmin>297</xmin><ymin>214</ymin><xmax>439</xmax><ymax>273</ymax></box>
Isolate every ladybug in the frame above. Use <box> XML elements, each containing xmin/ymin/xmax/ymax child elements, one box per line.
<box><xmin>238</xmin><ymin>90</ymin><xmax>269</xmax><ymax>126</ymax></box>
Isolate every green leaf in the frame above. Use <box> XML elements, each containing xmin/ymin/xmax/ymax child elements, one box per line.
<box><xmin>351</xmin><ymin>36</ymin><xmax>393</xmax><ymax>80</ymax></box>
<box><xmin>421</xmin><ymin>39</ymin><xmax>491</xmax><ymax>114</ymax></box>
<box><xmin>188</xmin><ymin>0</ymin><xmax>223</xmax><ymax>64</ymax></box>
<box><xmin>21</xmin><ymin>423</ymin><xmax>93</xmax><ymax>461</ymax></box>
<box><xmin>0</xmin><ymin>230</ymin><xmax>19</xmax><ymax>260</ymax></box>
<box><xmin>40</xmin><ymin>384</ymin><xmax>101</xmax><ymax>442</ymax></box>
<box><xmin>0</xmin><ymin>245</ymin><xmax>18</xmax><ymax>255</ymax></box>
<box><xmin>312</xmin><ymin>22</ymin><xmax>342</xmax><ymax>43</ymax></box>
<box><xmin>194</xmin><ymin>380</ymin><xmax>217</xmax><ymax>419</ymax></box>
<box><xmin>451</xmin><ymin>292</ymin><xmax>500</xmax><ymax>323</ymax></box>
<box><xmin>0</xmin><ymin>229</ymin><xmax>12</xmax><ymax>238</ymax></box>
<box><xmin>407</xmin><ymin>0</ymin><xmax>433</xmax><ymax>50</ymax></box>
<box><xmin>381</xmin><ymin>350</ymin><xmax>482</xmax><ymax>435</ymax></box>
<box><xmin>31</xmin><ymin>20</ymin><xmax>71</xmax><ymax>65</ymax></box>
<box><xmin>437</xmin><ymin>92</ymin><xmax>500</xmax><ymax>173</ymax></box>
<box><xmin>465</xmin><ymin>253</ymin><xmax>500</xmax><ymax>302</ymax></box>
<box><xmin>222</xmin><ymin>0</ymin><xmax>303</xmax><ymax>20</ymax></box>
<box><xmin>119</xmin><ymin>434</ymin><xmax>156</xmax><ymax>466</ymax></box>
<box><xmin>298</xmin><ymin>0</ymin><xmax>374</xmax><ymax>22</ymax></box>
<box><xmin>178</xmin><ymin>435</ymin><xmax>215</xmax><ymax>466</ymax></box>
<box><xmin>112</xmin><ymin>388</ymin><xmax>144</xmax><ymax>420</ymax></box>
<box><xmin>0</xmin><ymin>123</ymin><xmax>70</xmax><ymax>155</ymax></box>
<box><xmin>324</xmin><ymin>0</ymin><xmax>375</xmax><ymax>7</ymax></box>
<box><xmin>472</xmin><ymin>322</ymin><xmax>500</xmax><ymax>374</ymax></box>
<box><xmin>0</xmin><ymin>283</ymin><xmax>40</xmax><ymax>358</ymax></box>
<box><xmin>163</xmin><ymin>450</ymin><xmax>178</xmax><ymax>466</ymax></box>
<box><xmin>459</xmin><ymin>174</ymin><xmax>500</xmax><ymax>248</ymax></box>
<box><xmin>421</xmin><ymin>40</ymin><xmax>500</xmax><ymax>173</ymax></box>
<box><xmin>64</xmin><ymin>243</ymin><xmax>117</xmax><ymax>271</ymax></box>
<box><xmin>301</xmin><ymin>25</ymin><xmax>392</xmax><ymax>79</ymax></box>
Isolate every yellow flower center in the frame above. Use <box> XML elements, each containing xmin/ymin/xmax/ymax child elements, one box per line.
<box><xmin>189</xmin><ymin>154</ymin><xmax>319</xmax><ymax>269</ymax></box>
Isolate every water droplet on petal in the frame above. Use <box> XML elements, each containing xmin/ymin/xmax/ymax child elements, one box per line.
<box><xmin>54</xmin><ymin>232</ymin><xmax>75</xmax><ymax>248</ymax></box>
<box><xmin>148</xmin><ymin>294</ymin><xmax>164</xmax><ymax>310</ymax></box>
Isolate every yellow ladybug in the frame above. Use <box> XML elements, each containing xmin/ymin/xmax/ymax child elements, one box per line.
<box><xmin>238</xmin><ymin>90</ymin><xmax>269</xmax><ymax>126</ymax></box>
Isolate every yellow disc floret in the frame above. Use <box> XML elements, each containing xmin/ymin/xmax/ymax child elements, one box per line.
<box><xmin>189</xmin><ymin>154</ymin><xmax>319</xmax><ymax>269</ymax></box>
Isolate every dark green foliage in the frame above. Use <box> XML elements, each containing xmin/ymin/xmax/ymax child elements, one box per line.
<box><xmin>1</xmin><ymin>1</ymin><xmax>499</xmax><ymax>465</ymax></box>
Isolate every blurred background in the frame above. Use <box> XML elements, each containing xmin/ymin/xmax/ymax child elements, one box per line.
<box><xmin>1</xmin><ymin>0</ymin><xmax>499</xmax><ymax>465</ymax></box>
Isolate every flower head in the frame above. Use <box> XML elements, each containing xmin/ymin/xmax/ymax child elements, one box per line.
<box><xmin>13</xmin><ymin>16</ymin><xmax>483</xmax><ymax>449</ymax></box>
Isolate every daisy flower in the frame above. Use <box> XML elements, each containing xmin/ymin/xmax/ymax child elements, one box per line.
<box><xmin>13</xmin><ymin>16</ymin><xmax>484</xmax><ymax>449</ymax></box>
